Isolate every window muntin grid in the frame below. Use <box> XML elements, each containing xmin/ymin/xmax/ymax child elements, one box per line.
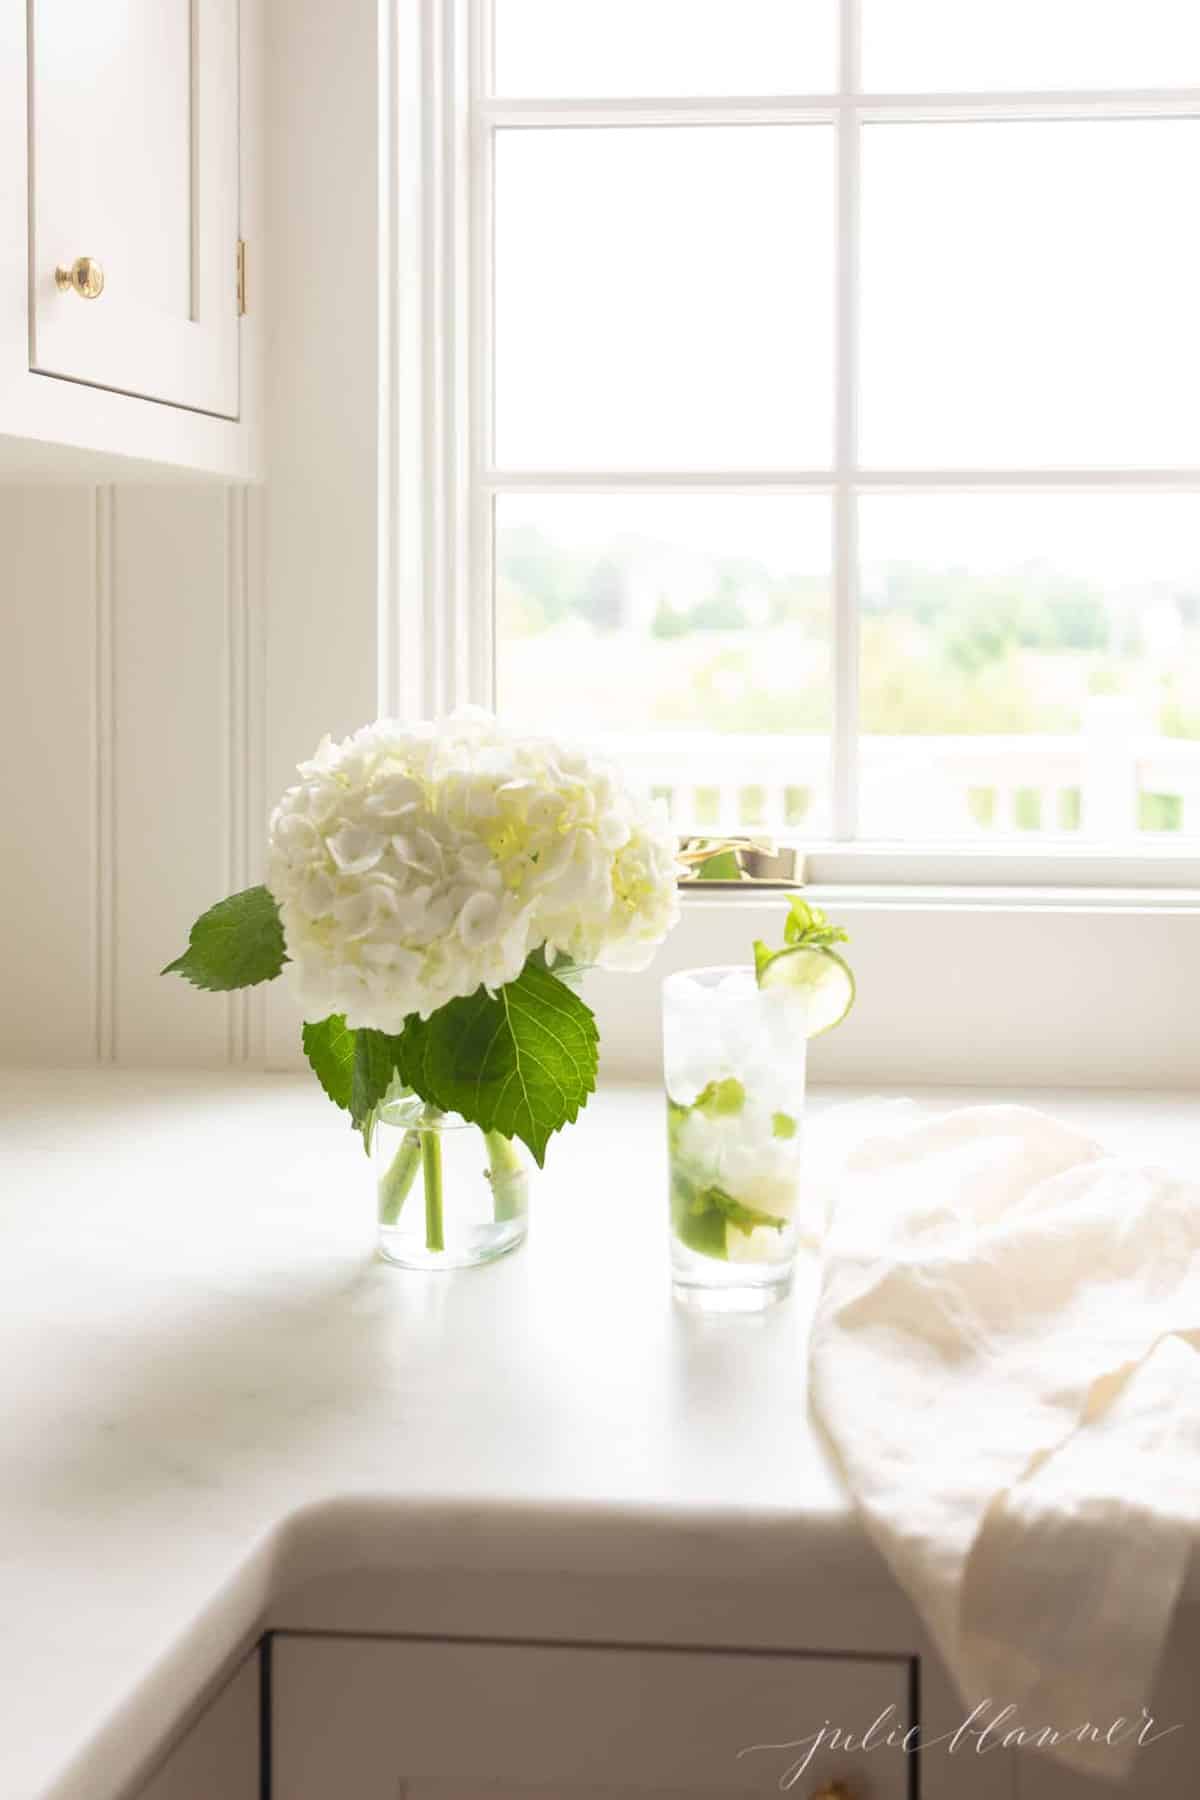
<box><xmin>468</xmin><ymin>1</ymin><xmax>1200</xmax><ymax>857</ymax></box>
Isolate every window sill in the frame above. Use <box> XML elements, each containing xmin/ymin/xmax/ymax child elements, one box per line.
<box><xmin>794</xmin><ymin>841</ymin><xmax>1200</xmax><ymax>894</ymax></box>
<box><xmin>784</xmin><ymin>882</ymin><xmax>1199</xmax><ymax>912</ymax></box>
<box><xmin>585</xmin><ymin>887</ymin><xmax>1200</xmax><ymax>1090</ymax></box>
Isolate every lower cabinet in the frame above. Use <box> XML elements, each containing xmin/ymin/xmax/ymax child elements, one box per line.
<box><xmin>121</xmin><ymin>1605</ymin><xmax>1200</xmax><ymax>1796</ymax></box>
<box><xmin>1012</xmin><ymin>1598</ymin><xmax>1199</xmax><ymax>1800</ymax></box>
<box><xmin>1016</xmin><ymin>1732</ymin><xmax>1193</xmax><ymax>1800</ymax></box>
<box><xmin>269</xmin><ymin>1633</ymin><xmax>914</xmax><ymax>1798</ymax></box>
<box><xmin>135</xmin><ymin>1650</ymin><xmax>259</xmax><ymax>1800</ymax></box>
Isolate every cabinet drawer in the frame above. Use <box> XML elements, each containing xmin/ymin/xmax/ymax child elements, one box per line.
<box><xmin>271</xmin><ymin>1633</ymin><xmax>913</xmax><ymax>1799</ymax></box>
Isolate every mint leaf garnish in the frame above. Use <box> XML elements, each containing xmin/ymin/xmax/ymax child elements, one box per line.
<box><xmin>670</xmin><ymin>1168</ymin><xmax>728</xmax><ymax>1260</ymax></box>
<box><xmin>694</xmin><ymin>1077</ymin><xmax>745</xmax><ymax>1118</ymax></box>
<box><xmin>708</xmin><ymin>1185</ymin><xmax>786</xmax><ymax>1236</ymax></box>
<box><xmin>754</xmin><ymin>895</ymin><xmax>851</xmax><ymax>987</ymax></box>
<box><xmin>302</xmin><ymin>1014</ymin><xmax>356</xmax><ymax>1112</ymax></box>
<box><xmin>782</xmin><ymin>895</ymin><xmax>849</xmax><ymax>950</ymax></box>
<box><xmin>396</xmin><ymin>960</ymin><xmax>598</xmax><ymax>1166</ymax></box>
<box><xmin>162</xmin><ymin>886</ymin><xmax>287</xmax><ymax>991</ymax></box>
<box><xmin>668</xmin><ymin>1176</ymin><xmax>784</xmax><ymax>1257</ymax></box>
<box><xmin>673</xmin><ymin>1199</ymin><xmax>729</xmax><ymax>1259</ymax></box>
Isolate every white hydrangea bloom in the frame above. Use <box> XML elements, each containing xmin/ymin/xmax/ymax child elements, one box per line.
<box><xmin>266</xmin><ymin>710</ymin><xmax>680</xmax><ymax>1030</ymax></box>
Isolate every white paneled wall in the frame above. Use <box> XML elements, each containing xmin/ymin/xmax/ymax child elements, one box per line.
<box><xmin>1</xmin><ymin>486</ymin><xmax>99</xmax><ymax>1062</ymax></box>
<box><xmin>1</xmin><ymin>484</ymin><xmax>266</xmax><ymax>1067</ymax></box>
<box><xmin>0</xmin><ymin>0</ymin><xmax>385</xmax><ymax>1074</ymax></box>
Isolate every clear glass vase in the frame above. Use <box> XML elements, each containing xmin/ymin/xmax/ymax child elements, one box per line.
<box><xmin>374</xmin><ymin>1095</ymin><xmax>531</xmax><ymax>1270</ymax></box>
<box><xmin>662</xmin><ymin>965</ymin><xmax>807</xmax><ymax>1312</ymax></box>
<box><xmin>373</xmin><ymin>961</ymin><xmax>588</xmax><ymax>1271</ymax></box>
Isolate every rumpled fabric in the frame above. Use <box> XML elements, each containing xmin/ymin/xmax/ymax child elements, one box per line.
<box><xmin>807</xmin><ymin>1102</ymin><xmax>1200</xmax><ymax>1783</ymax></box>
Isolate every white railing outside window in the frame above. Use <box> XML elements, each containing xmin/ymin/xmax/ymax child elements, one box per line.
<box><xmin>608</xmin><ymin>704</ymin><xmax>1200</xmax><ymax>839</ymax></box>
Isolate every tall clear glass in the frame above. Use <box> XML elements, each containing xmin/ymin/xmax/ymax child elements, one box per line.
<box><xmin>662</xmin><ymin>966</ymin><xmax>807</xmax><ymax>1311</ymax></box>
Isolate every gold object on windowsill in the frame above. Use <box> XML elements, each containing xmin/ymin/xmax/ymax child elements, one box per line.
<box><xmin>677</xmin><ymin>835</ymin><xmax>804</xmax><ymax>888</ymax></box>
<box><xmin>55</xmin><ymin>256</ymin><xmax>105</xmax><ymax>299</ymax></box>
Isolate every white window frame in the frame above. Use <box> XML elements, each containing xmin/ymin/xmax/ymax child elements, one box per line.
<box><xmin>382</xmin><ymin>0</ymin><xmax>1200</xmax><ymax>905</ymax></box>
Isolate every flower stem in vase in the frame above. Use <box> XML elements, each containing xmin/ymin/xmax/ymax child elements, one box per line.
<box><xmin>483</xmin><ymin>1129</ymin><xmax>527</xmax><ymax>1223</ymax></box>
<box><xmin>378</xmin><ymin>1129</ymin><xmax>422</xmax><ymax>1226</ymax></box>
<box><xmin>422</xmin><ymin>1116</ymin><xmax>446</xmax><ymax>1252</ymax></box>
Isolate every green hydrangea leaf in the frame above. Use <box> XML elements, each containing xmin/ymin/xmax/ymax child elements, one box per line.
<box><xmin>302</xmin><ymin>1014</ymin><xmax>356</xmax><ymax>1113</ymax></box>
<box><xmin>301</xmin><ymin>1018</ymin><xmax>407</xmax><ymax>1154</ymax></box>
<box><xmin>397</xmin><ymin>960</ymin><xmax>598</xmax><ymax>1167</ymax></box>
<box><xmin>162</xmin><ymin>886</ymin><xmax>287</xmax><ymax>991</ymax></box>
<box><xmin>351</xmin><ymin>1029</ymin><xmax>407</xmax><ymax>1153</ymax></box>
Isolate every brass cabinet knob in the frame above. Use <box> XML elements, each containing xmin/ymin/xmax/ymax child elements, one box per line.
<box><xmin>55</xmin><ymin>256</ymin><xmax>105</xmax><ymax>299</ymax></box>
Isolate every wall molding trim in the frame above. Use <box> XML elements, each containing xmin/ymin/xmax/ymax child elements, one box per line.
<box><xmin>225</xmin><ymin>483</ymin><xmax>251</xmax><ymax>1064</ymax></box>
<box><xmin>93</xmin><ymin>483</ymin><xmax>117</xmax><ymax>1064</ymax></box>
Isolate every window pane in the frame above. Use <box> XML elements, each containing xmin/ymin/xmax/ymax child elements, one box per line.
<box><xmin>860</xmin><ymin>121</ymin><xmax>1200</xmax><ymax>468</ymax></box>
<box><xmin>862</xmin><ymin>0</ymin><xmax>1200</xmax><ymax>92</ymax></box>
<box><xmin>494</xmin><ymin>0</ymin><xmax>837</xmax><ymax>96</ymax></box>
<box><xmin>858</xmin><ymin>495</ymin><xmax>1200</xmax><ymax>841</ymax></box>
<box><xmin>495</xmin><ymin>128</ymin><xmax>834</xmax><ymax>470</ymax></box>
<box><xmin>495</xmin><ymin>494</ymin><xmax>833</xmax><ymax>834</ymax></box>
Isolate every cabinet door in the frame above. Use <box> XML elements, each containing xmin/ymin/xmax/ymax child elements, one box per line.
<box><xmin>136</xmin><ymin>1651</ymin><xmax>259</xmax><ymax>1800</ymax></box>
<box><xmin>29</xmin><ymin>0</ymin><xmax>239</xmax><ymax>418</ymax></box>
<box><xmin>272</xmin><ymin>1634</ymin><xmax>913</xmax><ymax>1799</ymax></box>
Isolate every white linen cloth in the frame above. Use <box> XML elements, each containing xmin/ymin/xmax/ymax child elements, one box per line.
<box><xmin>806</xmin><ymin>1102</ymin><xmax>1200</xmax><ymax>1784</ymax></box>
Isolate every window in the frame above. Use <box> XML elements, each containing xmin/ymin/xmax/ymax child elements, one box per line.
<box><xmin>395</xmin><ymin>2</ymin><xmax>1200</xmax><ymax>881</ymax></box>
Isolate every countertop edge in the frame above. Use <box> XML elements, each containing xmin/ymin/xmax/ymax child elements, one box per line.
<box><xmin>49</xmin><ymin>1490</ymin><xmax>890</xmax><ymax>1800</ymax></box>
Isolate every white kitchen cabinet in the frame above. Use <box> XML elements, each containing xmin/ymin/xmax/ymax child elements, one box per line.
<box><xmin>271</xmin><ymin>1633</ymin><xmax>913</xmax><ymax>1799</ymax></box>
<box><xmin>0</xmin><ymin>0</ymin><xmax>260</xmax><ymax>476</ymax></box>
<box><xmin>134</xmin><ymin>1650</ymin><xmax>259</xmax><ymax>1800</ymax></box>
<box><xmin>30</xmin><ymin>0</ymin><xmax>239</xmax><ymax>417</ymax></box>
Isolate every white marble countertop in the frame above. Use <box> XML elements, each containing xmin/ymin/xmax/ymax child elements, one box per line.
<box><xmin>1</xmin><ymin>1069</ymin><xmax>1197</xmax><ymax>1800</ymax></box>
